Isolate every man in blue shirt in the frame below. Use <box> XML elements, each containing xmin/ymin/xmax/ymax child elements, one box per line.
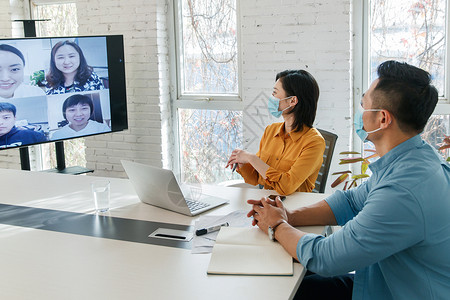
<box><xmin>248</xmin><ymin>60</ymin><xmax>450</xmax><ymax>300</ymax></box>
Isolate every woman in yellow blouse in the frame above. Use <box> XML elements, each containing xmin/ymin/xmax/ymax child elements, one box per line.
<box><xmin>226</xmin><ymin>70</ymin><xmax>325</xmax><ymax>195</ymax></box>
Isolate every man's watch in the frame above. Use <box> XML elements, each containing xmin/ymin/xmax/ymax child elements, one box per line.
<box><xmin>268</xmin><ymin>219</ymin><xmax>288</xmax><ymax>241</ymax></box>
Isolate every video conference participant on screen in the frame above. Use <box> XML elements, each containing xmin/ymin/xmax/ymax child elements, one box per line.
<box><xmin>45</xmin><ymin>40</ymin><xmax>104</xmax><ymax>95</ymax></box>
<box><xmin>0</xmin><ymin>102</ymin><xmax>47</xmax><ymax>148</ymax></box>
<box><xmin>0</xmin><ymin>44</ymin><xmax>46</xmax><ymax>99</ymax></box>
<box><xmin>51</xmin><ymin>94</ymin><xmax>110</xmax><ymax>140</ymax></box>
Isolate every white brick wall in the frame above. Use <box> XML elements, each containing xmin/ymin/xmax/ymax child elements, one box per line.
<box><xmin>76</xmin><ymin>0</ymin><xmax>169</xmax><ymax>178</ymax></box>
<box><xmin>0</xmin><ymin>0</ymin><xmax>11</xmax><ymax>38</ymax></box>
<box><xmin>240</xmin><ymin>0</ymin><xmax>352</xmax><ymax>193</ymax></box>
<box><xmin>1</xmin><ymin>0</ymin><xmax>352</xmax><ymax>191</ymax></box>
<box><xmin>9</xmin><ymin>0</ymin><xmax>25</xmax><ymax>38</ymax></box>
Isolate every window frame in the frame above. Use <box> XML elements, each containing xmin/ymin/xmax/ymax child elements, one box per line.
<box><xmin>353</xmin><ymin>0</ymin><xmax>450</xmax><ymax>152</ymax></box>
<box><xmin>171</xmin><ymin>0</ymin><xmax>242</xmax><ymax>104</ymax></box>
<box><xmin>168</xmin><ymin>0</ymin><xmax>243</xmax><ymax>177</ymax></box>
<box><xmin>30</xmin><ymin>0</ymin><xmax>77</xmax><ymax>17</ymax></box>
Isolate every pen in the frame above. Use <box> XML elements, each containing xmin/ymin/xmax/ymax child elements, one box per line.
<box><xmin>195</xmin><ymin>222</ymin><xmax>229</xmax><ymax>236</ymax></box>
<box><xmin>232</xmin><ymin>163</ymin><xmax>238</xmax><ymax>172</ymax></box>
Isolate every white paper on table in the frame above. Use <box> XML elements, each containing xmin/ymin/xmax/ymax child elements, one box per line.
<box><xmin>191</xmin><ymin>210</ymin><xmax>252</xmax><ymax>254</ymax></box>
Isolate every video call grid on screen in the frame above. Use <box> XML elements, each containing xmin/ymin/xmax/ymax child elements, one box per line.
<box><xmin>0</xmin><ymin>35</ymin><xmax>127</xmax><ymax>150</ymax></box>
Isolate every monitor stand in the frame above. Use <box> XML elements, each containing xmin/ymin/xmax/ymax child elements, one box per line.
<box><xmin>44</xmin><ymin>166</ymin><xmax>94</xmax><ymax>175</ymax></box>
<box><xmin>20</xmin><ymin>142</ymin><xmax>94</xmax><ymax>175</ymax></box>
<box><xmin>19</xmin><ymin>147</ymin><xmax>31</xmax><ymax>171</ymax></box>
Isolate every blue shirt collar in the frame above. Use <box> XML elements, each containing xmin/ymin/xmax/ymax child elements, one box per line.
<box><xmin>369</xmin><ymin>134</ymin><xmax>423</xmax><ymax>172</ymax></box>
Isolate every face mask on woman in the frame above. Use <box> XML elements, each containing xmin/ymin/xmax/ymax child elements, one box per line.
<box><xmin>268</xmin><ymin>95</ymin><xmax>293</xmax><ymax>118</ymax></box>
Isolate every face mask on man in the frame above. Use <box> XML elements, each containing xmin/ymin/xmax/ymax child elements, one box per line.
<box><xmin>354</xmin><ymin>105</ymin><xmax>383</xmax><ymax>142</ymax></box>
<box><xmin>268</xmin><ymin>95</ymin><xmax>293</xmax><ymax>118</ymax></box>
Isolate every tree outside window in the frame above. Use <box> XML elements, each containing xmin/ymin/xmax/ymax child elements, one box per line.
<box><xmin>369</xmin><ymin>0</ymin><xmax>449</xmax><ymax>159</ymax></box>
<box><xmin>176</xmin><ymin>0</ymin><xmax>242</xmax><ymax>184</ymax></box>
<box><xmin>180</xmin><ymin>0</ymin><xmax>238</xmax><ymax>95</ymax></box>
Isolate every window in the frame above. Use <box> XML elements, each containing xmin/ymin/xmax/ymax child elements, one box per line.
<box><xmin>33</xmin><ymin>2</ymin><xmax>79</xmax><ymax>37</ymax></box>
<box><xmin>422</xmin><ymin>114</ymin><xmax>449</xmax><ymax>159</ymax></box>
<box><xmin>31</xmin><ymin>2</ymin><xmax>85</xmax><ymax>170</ymax></box>
<box><xmin>357</xmin><ymin>0</ymin><xmax>449</xmax><ymax>159</ymax></box>
<box><xmin>177</xmin><ymin>0</ymin><xmax>238</xmax><ymax>96</ymax></box>
<box><xmin>369</xmin><ymin>0</ymin><xmax>447</xmax><ymax>96</ymax></box>
<box><xmin>179</xmin><ymin>109</ymin><xmax>242</xmax><ymax>183</ymax></box>
<box><xmin>173</xmin><ymin>0</ymin><xmax>242</xmax><ymax>184</ymax></box>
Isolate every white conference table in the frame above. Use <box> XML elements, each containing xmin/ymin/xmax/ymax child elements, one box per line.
<box><xmin>0</xmin><ymin>168</ymin><xmax>328</xmax><ymax>300</ymax></box>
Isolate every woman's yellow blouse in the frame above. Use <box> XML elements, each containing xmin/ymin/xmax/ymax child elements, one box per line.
<box><xmin>238</xmin><ymin>123</ymin><xmax>325</xmax><ymax>195</ymax></box>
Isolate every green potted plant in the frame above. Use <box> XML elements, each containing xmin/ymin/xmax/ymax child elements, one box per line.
<box><xmin>30</xmin><ymin>70</ymin><xmax>46</xmax><ymax>87</ymax></box>
<box><xmin>332</xmin><ymin>134</ymin><xmax>449</xmax><ymax>190</ymax></box>
<box><xmin>439</xmin><ymin>135</ymin><xmax>450</xmax><ymax>162</ymax></box>
<box><xmin>331</xmin><ymin>150</ymin><xmax>378</xmax><ymax>190</ymax></box>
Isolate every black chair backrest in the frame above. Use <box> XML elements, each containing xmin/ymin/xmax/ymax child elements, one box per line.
<box><xmin>313</xmin><ymin>129</ymin><xmax>338</xmax><ymax>193</ymax></box>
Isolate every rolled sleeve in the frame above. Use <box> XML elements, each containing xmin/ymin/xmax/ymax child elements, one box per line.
<box><xmin>296</xmin><ymin>234</ymin><xmax>323</xmax><ymax>271</ymax></box>
<box><xmin>297</xmin><ymin>232</ymin><xmax>357</xmax><ymax>277</ymax></box>
<box><xmin>325</xmin><ymin>182</ymin><xmax>371</xmax><ymax>226</ymax></box>
<box><xmin>264</xmin><ymin>166</ymin><xmax>299</xmax><ymax>194</ymax></box>
<box><xmin>325</xmin><ymin>191</ymin><xmax>357</xmax><ymax>226</ymax></box>
<box><xmin>237</xmin><ymin>163</ymin><xmax>259</xmax><ymax>186</ymax></box>
<box><xmin>297</xmin><ymin>185</ymin><xmax>424</xmax><ymax>277</ymax></box>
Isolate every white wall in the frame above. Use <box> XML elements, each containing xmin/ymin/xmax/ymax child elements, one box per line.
<box><xmin>0</xmin><ymin>0</ymin><xmax>11</xmax><ymax>36</ymax></box>
<box><xmin>1</xmin><ymin>0</ymin><xmax>353</xmax><ymax>189</ymax></box>
<box><xmin>239</xmin><ymin>0</ymin><xmax>352</xmax><ymax>192</ymax></box>
<box><xmin>9</xmin><ymin>0</ymin><xmax>26</xmax><ymax>37</ymax></box>
<box><xmin>75</xmin><ymin>0</ymin><xmax>169</xmax><ymax>177</ymax></box>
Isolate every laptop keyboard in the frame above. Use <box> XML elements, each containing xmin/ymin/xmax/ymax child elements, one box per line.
<box><xmin>186</xmin><ymin>199</ymin><xmax>210</xmax><ymax>212</ymax></box>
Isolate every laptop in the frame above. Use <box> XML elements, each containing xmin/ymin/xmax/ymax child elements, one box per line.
<box><xmin>121</xmin><ymin>160</ymin><xmax>229</xmax><ymax>216</ymax></box>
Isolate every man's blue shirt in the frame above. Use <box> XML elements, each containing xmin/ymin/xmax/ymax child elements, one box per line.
<box><xmin>297</xmin><ymin>135</ymin><xmax>450</xmax><ymax>300</ymax></box>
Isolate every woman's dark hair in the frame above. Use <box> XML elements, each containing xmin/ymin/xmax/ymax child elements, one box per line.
<box><xmin>0</xmin><ymin>44</ymin><xmax>25</xmax><ymax>66</ymax></box>
<box><xmin>46</xmin><ymin>40</ymin><xmax>93</xmax><ymax>88</ymax></box>
<box><xmin>373</xmin><ymin>60</ymin><xmax>438</xmax><ymax>133</ymax></box>
<box><xmin>276</xmin><ymin>70</ymin><xmax>320</xmax><ymax>132</ymax></box>
<box><xmin>62</xmin><ymin>94</ymin><xmax>94</xmax><ymax>120</ymax></box>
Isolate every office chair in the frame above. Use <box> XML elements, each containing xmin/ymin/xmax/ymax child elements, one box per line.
<box><xmin>312</xmin><ymin>129</ymin><xmax>338</xmax><ymax>193</ymax></box>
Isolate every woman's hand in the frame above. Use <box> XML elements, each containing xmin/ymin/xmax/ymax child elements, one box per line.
<box><xmin>226</xmin><ymin>149</ymin><xmax>252</xmax><ymax>170</ymax></box>
<box><xmin>247</xmin><ymin>196</ymin><xmax>288</xmax><ymax>233</ymax></box>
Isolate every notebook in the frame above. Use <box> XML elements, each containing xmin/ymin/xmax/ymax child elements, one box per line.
<box><xmin>207</xmin><ymin>226</ymin><xmax>293</xmax><ymax>276</ymax></box>
<box><xmin>121</xmin><ymin>160</ymin><xmax>229</xmax><ymax>216</ymax></box>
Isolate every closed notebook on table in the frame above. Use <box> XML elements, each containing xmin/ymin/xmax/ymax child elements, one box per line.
<box><xmin>207</xmin><ymin>227</ymin><xmax>293</xmax><ymax>276</ymax></box>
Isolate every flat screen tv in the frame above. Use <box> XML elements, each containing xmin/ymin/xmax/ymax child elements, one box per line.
<box><xmin>0</xmin><ymin>35</ymin><xmax>127</xmax><ymax>150</ymax></box>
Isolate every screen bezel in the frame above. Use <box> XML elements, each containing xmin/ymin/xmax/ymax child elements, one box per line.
<box><xmin>0</xmin><ymin>34</ymin><xmax>128</xmax><ymax>150</ymax></box>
